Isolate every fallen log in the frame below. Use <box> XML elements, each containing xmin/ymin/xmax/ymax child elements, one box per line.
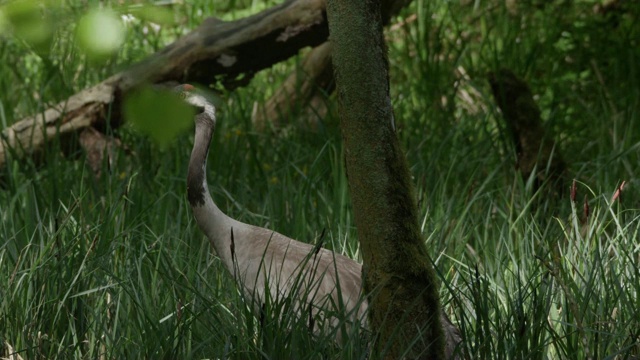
<box><xmin>0</xmin><ymin>0</ymin><xmax>330</xmax><ymax>170</ymax></box>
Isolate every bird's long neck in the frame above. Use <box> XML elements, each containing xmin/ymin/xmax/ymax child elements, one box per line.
<box><xmin>187</xmin><ymin>118</ymin><xmax>213</xmax><ymax>208</ymax></box>
<box><xmin>188</xmin><ymin>117</ymin><xmax>235</xmax><ymax>266</ymax></box>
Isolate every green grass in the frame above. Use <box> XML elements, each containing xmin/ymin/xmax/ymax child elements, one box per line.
<box><xmin>1</xmin><ymin>0</ymin><xmax>639</xmax><ymax>358</ymax></box>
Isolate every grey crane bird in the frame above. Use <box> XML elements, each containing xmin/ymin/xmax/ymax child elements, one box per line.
<box><xmin>181</xmin><ymin>84</ymin><xmax>462</xmax><ymax>356</ymax></box>
<box><xmin>182</xmin><ymin>84</ymin><xmax>366</xmax><ymax>335</ymax></box>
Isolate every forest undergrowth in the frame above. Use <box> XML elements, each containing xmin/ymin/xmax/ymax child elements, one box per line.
<box><xmin>1</xmin><ymin>0</ymin><xmax>638</xmax><ymax>358</ymax></box>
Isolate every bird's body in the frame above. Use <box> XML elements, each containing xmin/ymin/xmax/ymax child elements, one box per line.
<box><xmin>183</xmin><ymin>86</ymin><xmax>366</xmax><ymax>333</ymax></box>
<box><xmin>192</xmin><ymin>193</ymin><xmax>366</xmax><ymax>326</ymax></box>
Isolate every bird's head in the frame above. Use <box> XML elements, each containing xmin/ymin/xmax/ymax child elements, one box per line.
<box><xmin>175</xmin><ymin>84</ymin><xmax>216</xmax><ymax>126</ymax></box>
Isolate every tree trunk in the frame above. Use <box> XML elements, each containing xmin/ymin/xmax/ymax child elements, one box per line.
<box><xmin>327</xmin><ymin>1</ymin><xmax>453</xmax><ymax>358</ymax></box>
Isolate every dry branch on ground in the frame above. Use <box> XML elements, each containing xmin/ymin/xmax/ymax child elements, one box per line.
<box><xmin>0</xmin><ymin>0</ymin><xmax>330</xmax><ymax>170</ymax></box>
<box><xmin>0</xmin><ymin>0</ymin><xmax>414</xmax><ymax>171</ymax></box>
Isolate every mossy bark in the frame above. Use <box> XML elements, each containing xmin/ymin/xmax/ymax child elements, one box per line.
<box><xmin>327</xmin><ymin>1</ymin><xmax>446</xmax><ymax>358</ymax></box>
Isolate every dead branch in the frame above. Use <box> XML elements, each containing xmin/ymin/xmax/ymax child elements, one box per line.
<box><xmin>488</xmin><ymin>68</ymin><xmax>567</xmax><ymax>196</ymax></box>
<box><xmin>78</xmin><ymin>126</ymin><xmax>124</xmax><ymax>178</ymax></box>
<box><xmin>0</xmin><ymin>0</ymin><xmax>330</xmax><ymax>170</ymax></box>
<box><xmin>251</xmin><ymin>41</ymin><xmax>333</xmax><ymax>130</ymax></box>
<box><xmin>251</xmin><ymin>0</ymin><xmax>413</xmax><ymax>131</ymax></box>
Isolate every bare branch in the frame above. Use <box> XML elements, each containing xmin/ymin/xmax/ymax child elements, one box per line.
<box><xmin>1</xmin><ymin>0</ymin><xmax>328</xmax><ymax>169</ymax></box>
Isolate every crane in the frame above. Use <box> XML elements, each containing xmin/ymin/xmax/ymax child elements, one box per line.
<box><xmin>180</xmin><ymin>84</ymin><xmax>462</xmax><ymax>356</ymax></box>
<box><xmin>181</xmin><ymin>84</ymin><xmax>366</xmax><ymax>335</ymax></box>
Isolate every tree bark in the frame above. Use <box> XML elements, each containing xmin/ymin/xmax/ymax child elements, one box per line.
<box><xmin>328</xmin><ymin>1</ymin><xmax>459</xmax><ymax>358</ymax></box>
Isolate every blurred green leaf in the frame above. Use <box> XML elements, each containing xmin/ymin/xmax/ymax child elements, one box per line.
<box><xmin>124</xmin><ymin>86</ymin><xmax>194</xmax><ymax>146</ymax></box>
<box><xmin>76</xmin><ymin>8</ymin><xmax>124</xmax><ymax>61</ymax></box>
<box><xmin>128</xmin><ymin>5</ymin><xmax>174</xmax><ymax>25</ymax></box>
<box><xmin>2</xmin><ymin>0</ymin><xmax>53</xmax><ymax>51</ymax></box>
<box><xmin>0</xmin><ymin>8</ymin><xmax>8</xmax><ymax>35</ymax></box>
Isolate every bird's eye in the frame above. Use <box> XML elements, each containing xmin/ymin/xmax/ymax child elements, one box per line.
<box><xmin>174</xmin><ymin>84</ymin><xmax>194</xmax><ymax>100</ymax></box>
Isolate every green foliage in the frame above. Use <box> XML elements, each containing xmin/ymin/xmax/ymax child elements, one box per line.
<box><xmin>0</xmin><ymin>0</ymin><xmax>55</xmax><ymax>52</ymax></box>
<box><xmin>76</xmin><ymin>9</ymin><xmax>125</xmax><ymax>62</ymax></box>
<box><xmin>1</xmin><ymin>0</ymin><xmax>639</xmax><ymax>359</ymax></box>
<box><xmin>124</xmin><ymin>86</ymin><xmax>194</xmax><ymax>146</ymax></box>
